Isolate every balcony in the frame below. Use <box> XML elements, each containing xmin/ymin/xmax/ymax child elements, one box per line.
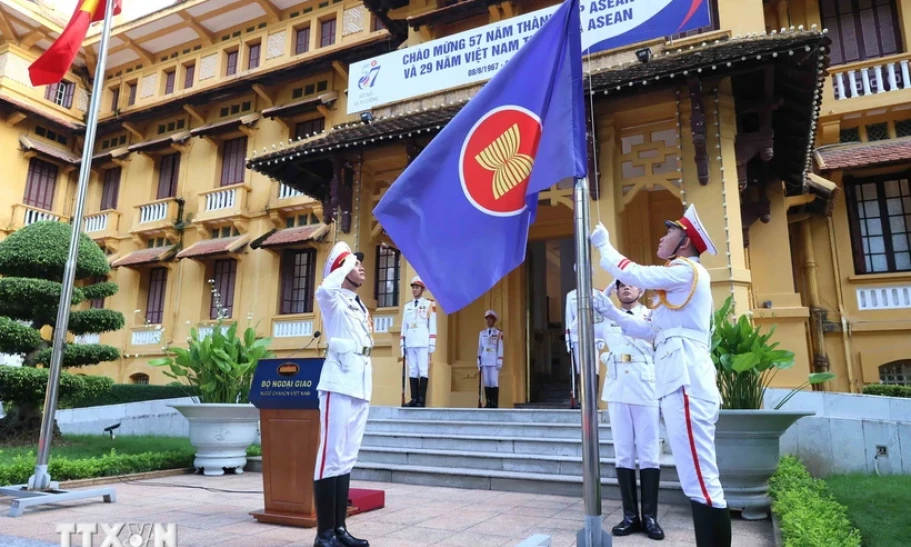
<box><xmin>271</xmin><ymin>316</ymin><xmax>315</xmax><ymax>338</ymax></box>
<box><xmin>825</xmin><ymin>53</ymin><xmax>911</xmax><ymax>114</ymax></box>
<box><xmin>195</xmin><ymin>183</ymin><xmax>252</xmax><ymax>227</ymax></box>
<box><xmin>83</xmin><ymin>211</ymin><xmax>121</xmax><ymax>241</ymax></box>
<box><xmin>130</xmin><ymin>327</ymin><xmax>163</xmax><ymax>346</ymax></box>
<box><xmin>9</xmin><ymin>204</ymin><xmax>67</xmax><ymax>230</ymax></box>
<box><xmin>130</xmin><ymin>198</ymin><xmax>180</xmax><ymax>237</ymax></box>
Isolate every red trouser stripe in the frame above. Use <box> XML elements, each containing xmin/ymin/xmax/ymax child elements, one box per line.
<box><xmin>683</xmin><ymin>388</ymin><xmax>713</xmax><ymax>507</ymax></box>
<box><xmin>318</xmin><ymin>392</ymin><xmax>332</xmax><ymax>480</ymax></box>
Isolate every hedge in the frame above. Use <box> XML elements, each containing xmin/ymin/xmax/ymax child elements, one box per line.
<box><xmin>0</xmin><ymin>449</ymin><xmax>194</xmax><ymax>484</ymax></box>
<box><xmin>0</xmin><ymin>366</ymin><xmax>113</xmax><ymax>408</ymax></box>
<box><xmin>769</xmin><ymin>455</ymin><xmax>862</xmax><ymax>547</ymax></box>
<box><xmin>31</xmin><ymin>344</ymin><xmax>121</xmax><ymax>368</ymax></box>
<box><xmin>862</xmin><ymin>384</ymin><xmax>911</xmax><ymax>398</ymax></box>
<box><xmin>61</xmin><ymin>383</ymin><xmax>202</xmax><ymax>409</ymax></box>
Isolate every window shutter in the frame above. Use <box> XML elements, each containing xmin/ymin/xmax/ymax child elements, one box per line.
<box><xmin>24</xmin><ymin>158</ymin><xmax>58</xmax><ymax>211</ymax></box>
<box><xmin>146</xmin><ymin>268</ymin><xmax>168</xmax><ymax>324</ymax></box>
<box><xmin>220</xmin><ymin>137</ymin><xmax>247</xmax><ymax>186</ymax></box>
<box><xmin>62</xmin><ymin>82</ymin><xmax>74</xmax><ymax>109</ymax></box>
<box><xmin>185</xmin><ymin>65</ymin><xmax>195</xmax><ymax>89</ymax></box>
<box><xmin>157</xmin><ymin>153</ymin><xmax>180</xmax><ymax>199</ymax></box>
<box><xmin>101</xmin><ymin>167</ymin><xmax>121</xmax><ymax>210</ymax></box>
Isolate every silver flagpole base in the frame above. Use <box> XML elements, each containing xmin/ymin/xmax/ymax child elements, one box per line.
<box><xmin>0</xmin><ymin>483</ymin><xmax>116</xmax><ymax>517</ymax></box>
<box><xmin>576</xmin><ymin>515</ymin><xmax>612</xmax><ymax>547</ymax></box>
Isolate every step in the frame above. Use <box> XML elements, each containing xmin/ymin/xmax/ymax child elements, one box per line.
<box><xmin>366</xmin><ymin>419</ymin><xmax>612</xmax><ymax>439</ymax></box>
<box><xmin>367</xmin><ymin>406</ymin><xmax>607</xmax><ymax>424</ymax></box>
<box><xmin>360</xmin><ymin>431</ymin><xmax>620</xmax><ymax>457</ymax></box>
<box><xmin>357</xmin><ymin>446</ymin><xmax>680</xmax><ymax>482</ymax></box>
<box><xmin>352</xmin><ymin>462</ymin><xmax>690</xmax><ymax>505</ymax></box>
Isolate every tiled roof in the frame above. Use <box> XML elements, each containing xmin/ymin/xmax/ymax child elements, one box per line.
<box><xmin>176</xmin><ymin>235</ymin><xmax>249</xmax><ymax>259</ymax></box>
<box><xmin>18</xmin><ymin>135</ymin><xmax>81</xmax><ymax>165</ymax></box>
<box><xmin>0</xmin><ymin>93</ymin><xmax>84</xmax><ymax>132</ymax></box>
<box><xmin>815</xmin><ymin>139</ymin><xmax>911</xmax><ymax>170</ymax></box>
<box><xmin>251</xmin><ymin>224</ymin><xmax>330</xmax><ymax>249</ymax></box>
<box><xmin>111</xmin><ymin>246</ymin><xmax>176</xmax><ymax>268</ymax></box>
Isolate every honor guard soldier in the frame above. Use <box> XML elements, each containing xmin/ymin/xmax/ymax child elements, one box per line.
<box><xmin>400</xmin><ymin>276</ymin><xmax>437</xmax><ymax>407</ymax></box>
<box><xmin>477</xmin><ymin>310</ymin><xmax>504</xmax><ymax>408</ymax></box>
<box><xmin>590</xmin><ymin>204</ymin><xmax>731</xmax><ymax>547</ymax></box>
<box><xmin>565</xmin><ymin>265</ymin><xmax>611</xmax><ymax>409</ymax></box>
<box><xmin>313</xmin><ymin>241</ymin><xmax>372</xmax><ymax>547</ymax></box>
<box><xmin>600</xmin><ymin>280</ymin><xmax>664</xmax><ymax>541</ymax></box>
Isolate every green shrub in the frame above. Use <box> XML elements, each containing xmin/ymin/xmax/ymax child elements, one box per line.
<box><xmin>61</xmin><ymin>383</ymin><xmax>201</xmax><ymax>409</ymax></box>
<box><xmin>31</xmin><ymin>344</ymin><xmax>121</xmax><ymax>368</ymax></box>
<box><xmin>0</xmin><ymin>367</ymin><xmax>113</xmax><ymax>408</ymax></box>
<box><xmin>0</xmin><ymin>449</ymin><xmax>193</xmax><ymax>484</ymax></box>
<box><xmin>769</xmin><ymin>456</ymin><xmax>863</xmax><ymax>547</ymax></box>
<box><xmin>0</xmin><ymin>316</ymin><xmax>43</xmax><ymax>355</ymax></box>
<box><xmin>0</xmin><ymin>221</ymin><xmax>109</xmax><ymax>280</ymax></box>
<box><xmin>67</xmin><ymin>309</ymin><xmax>126</xmax><ymax>335</ymax></box>
<box><xmin>862</xmin><ymin>384</ymin><xmax>911</xmax><ymax>399</ymax></box>
<box><xmin>80</xmin><ymin>281</ymin><xmax>119</xmax><ymax>301</ymax></box>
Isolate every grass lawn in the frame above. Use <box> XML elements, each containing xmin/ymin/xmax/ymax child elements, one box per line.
<box><xmin>0</xmin><ymin>435</ymin><xmax>193</xmax><ymax>464</ymax></box>
<box><xmin>827</xmin><ymin>473</ymin><xmax>911</xmax><ymax>547</ymax></box>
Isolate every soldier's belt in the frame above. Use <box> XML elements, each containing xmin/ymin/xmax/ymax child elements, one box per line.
<box><xmin>354</xmin><ymin>347</ymin><xmax>372</xmax><ymax>357</ymax></box>
<box><xmin>611</xmin><ymin>354</ymin><xmax>646</xmax><ymax>363</ymax></box>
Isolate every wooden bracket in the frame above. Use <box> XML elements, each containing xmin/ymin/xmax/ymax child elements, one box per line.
<box><xmin>687</xmin><ymin>77</ymin><xmax>709</xmax><ymax>186</ymax></box>
<box><xmin>252</xmin><ymin>84</ymin><xmax>274</xmax><ymax>108</ymax></box>
<box><xmin>5</xmin><ymin>111</ymin><xmax>26</xmax><ymax>126</ymax></box>
<box><xmin>183</xmin><ymin>104</ymin><xmax>206</xmax><ymax>125</ymax></box>
<box><xmin>332</xmin><ymin>60</ymin><xmax>349</xmax><ymax>82</ymax></box>
<box><xmin>122</xmin><ymin>122</ymin><xmax>144</xmax><ymax>141</ymax></box>
<box><xmin>317</xmin><ymin>104</ymin><xmax>332</xmax><ymax>118</ymax></box>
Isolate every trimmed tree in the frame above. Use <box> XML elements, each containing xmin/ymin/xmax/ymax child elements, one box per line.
<box><xmin>0</xmin><ymin>221</ymin><xmax>124</xmax><ymax>439</ymax></box>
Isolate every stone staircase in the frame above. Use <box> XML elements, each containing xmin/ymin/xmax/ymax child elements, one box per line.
<box><xmin>352</xmin><ymin>407</ymin><xmax>688</xmax><ymax>505</ymax></box>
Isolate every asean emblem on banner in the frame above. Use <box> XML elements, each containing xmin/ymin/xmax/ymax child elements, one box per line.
<box><xmin>459</xmin><ymin>105</ymin><xmax>542</xmax><ymax>217</ymax></box>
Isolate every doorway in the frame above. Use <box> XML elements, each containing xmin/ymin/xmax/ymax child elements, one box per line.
<box><xmin>524</xmin><ymin>237</ymin><xmax>575</xmax><ymax>406</ymax></box>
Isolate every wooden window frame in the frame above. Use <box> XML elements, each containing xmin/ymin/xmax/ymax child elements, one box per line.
<box><xmin>110</xmin><ymin>87</ymin><xmax>120</xmax><ymax>112</ymax></box>
<box><xmin>375</xmin><ymin>245</ymin><xmax>401</xmax><ymax>308</ymax></box>
<box><xmin>44</xmin><ymin>81</ymin><xmax>74</xmax><ymax>109</ymax></box>
<box><xmin>295</xmin><ymin>26</ymin><xmax>311</xmax><ymax>54</ymax></box>
<box><xmin>226</xmin><ymin>50</ymin><xmax>239</xmax><ymax>76</ymax></box>
<box><xmin>164</xmin><ymin>70</ymin><xmax>176</xmax><ymax>95</ymax></box>
<box><xmin>294</xmin><ymin>118</ymin><xmax>325</xmax><ymax>140</ymax></box>
<box><xmin>819</xmin><ymin>0</ymin><xmax>903</xmax><ymax>66</ymax></box>
<box><xmin>210</xmin><ymin>259</ymin><xmax>238</xmax><ymax>319</ymax></box>
<box><xmin>23</xmin><ymin>158</ymin><xmax>58</xmax><ymax>211</ymax></box>
<box><xmin>219</xmin><ymin>136</ymin><xmax>247</xmax><ymax>187</ymax></box>
<box><xmin>184</xmin><ymin>63</ymin><xmax>196</xmax><ymax>89</ymax></box>
<box><xmin>146</xmin><ymin>267</ymin><xmax>168</xmax><ymax>324</ymax></box>
<box><xmin>100</xmin><ymin>167</ymin><xmax>121</xmax><ymax>210</ymax></box>
<box><xmin>279</xmin><ymin>249</ymin><xmax>316</xmax><ymax>315</ymax></box>
<box><xmin>127</xmin><ymin>83</ymin><xmax>137</xmax><ymax>106</ymax></box>
<box><xmin>844</xmin><ymin>172</ymin><xmax>911</xmax><ymax>274</ymax></box>
<box><xmin>320</xmin><ymin>18</ymin><xmax>336</xmax><ymax>48</ymax></box>
<box><xmin>247</xmin><ymin>43</ymin><xmax>261</xmax><ymax>70</ymax></box>
<box><xmin>157</xmin><ymin>153</ymin><xmax>181</xmax><ymax>199</ymax></box>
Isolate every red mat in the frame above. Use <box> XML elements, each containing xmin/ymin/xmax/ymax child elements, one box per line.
<box><xmin>348</xmin><ymin>488</ymin><xmax>385</xmax><ymax>516</ymax></box>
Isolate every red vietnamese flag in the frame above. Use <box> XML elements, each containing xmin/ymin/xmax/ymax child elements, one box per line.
<box><xmin>28</xmin><ymin>0</ymin><xmax>122</xmax><ymax>86</ymax></box>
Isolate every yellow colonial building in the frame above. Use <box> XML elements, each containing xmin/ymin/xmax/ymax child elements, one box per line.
<box><xmin>0</xmin><ymin>0</ymin><xmax>908</xmax><ymax>406</ymax></box>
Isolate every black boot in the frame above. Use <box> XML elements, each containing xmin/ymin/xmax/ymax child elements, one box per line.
<box><xmin>611</xmin><ymin>468</ymin><xmax>641</xmax><ymax>536</ymax></box>
<box><xmin>491</xmin><ymin>387</ymin><xmax>499</xmax><ymax>408</ymax></box>
<box><xmin>484</xmin><ymin>387</ymin><xmax>492</xmax><ymax>408</ymax></box>
<box><xmin>405</xmin><ymin>378</ymin><xmax>419</xmax><ymax>407</ymax></box>
<box><xmin>690</xmin><ymin>500</ymin><xmax>731</xmax><ymax>547</ymax></box>
<box><xmin>418</xmin><ymin>377</ymin><xmax>428</xmax><ymax>407</ymax></box>
<box><xmin>335</xmin><ymin>474</ymin><xmax>369</xmax><ymax>547</ymax></box>
<box><xmin>640</xmin><ymin>468</ymin><xmax>665</xmax><ymax>540</ymax></box>
<box><xmin>313</xmin><ymin>477</ymin><xmax>340</xmax><ymax>547</ymax></box>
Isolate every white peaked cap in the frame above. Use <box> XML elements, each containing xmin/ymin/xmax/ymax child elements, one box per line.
<box><xmin>484</xmin><ymin>310</ymin><xmax>498</xmax><ymax>320</ymax></box>
<box><xmin>411</xmin><ymin>276</ymin><xmax>425</xmax><ymax>288</ymax></box>
<box><xmin>324</xmin><ymin>241</ymin><xmax>364</xmax><ymax>279</ymax></box>
<box><xmin>665</xmin><ymin>204</ymin><xmax>717</xmax><ymax>256</ymax></box>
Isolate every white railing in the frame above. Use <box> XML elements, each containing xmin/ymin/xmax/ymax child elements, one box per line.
<box><xmin>205</xmin><ymin>188</ymin><xmax>237</xmax><ymax>211</ymax></box>
<box><xmin>856</xmin><ymin>285</ymin><xmax>911</xmax><ymax>310</ymax></box>
<box><xmin>131</xmin><ymin>329</ymin><xmax>163</xmax><ymax>346</ymax></box>
<box><xmin>139</xmin><ymin>202</ymin><xmax>169</xmax><ymax>224</ymax></box>
<box><xmin>24</xmin><ymin>208</ymin><xmax>59</xmax><ymax>225</ymax></box>
<box><xmin>373</xmin><ymin>315</ymin><xmax>395</xmax><ymax>333</ymax></box>
<box><xmin>197</xmin><ymin>325</ymin><xmax>230</xmax><ymax>338</ymax></box>
<box><xmin>832</xmin><ymin>58</ymin><xmax>911</xmax><ymax>100</ymax></box>
<box><xmin>278</xmin><ymin>183</ymin><xmax>304</xmax><ymax>200</ymax></box>
<box><xmin>272</xmin><ymin>319</ymin><xmax>314</xmax><ymax>338</ymax></box>
<box><xmin>74</xmin><ymin>333</ymin><xmax>100</xmax><ymax>344</ymax></box>
<box><xmin>83</xmin><ymin>214</ymin><xmax>108</xmax><ymax>233</ymax></box>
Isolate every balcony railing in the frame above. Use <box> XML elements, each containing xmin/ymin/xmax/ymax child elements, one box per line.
<box><xmin>131</xmin><ymin>327</ymin><xmax>162</xmax><ymax>346</ymax></box>
<box><xmin>84</xmin><ymin>213</ymin><xmax>108</xmax><ymax>233</ymax></box>
<box><xmin>278</xmin><ymin>183</ymin><xmax>305</xmax><ymax>200</ymax></box>
<box><xmin>10</xmin><ymin>204</ymin><xmax>66</xmax><ymax>230</ymax></box>
<box><xmin>196</xmin><ymin>184</ymin><xmax>251</xmax><ymax>224</ymax></box>
<box><xmin>131</xmin><ymin>198</ymin><xmax>180</xmax><ymax>234</ymax></box>
<box><xmin>272</xmin><ymin>318</ymin><xmax>314</xmax><ymax>338</ymax></box>
<box><xmin>83</xmin><ymin>211</ymin><xmax>121</xmax><ymax>239</ymax></box>
<box><xmin>830</xmin><ymin>54</ymin><xmax>911</xmax><ymax>101</ymax></box>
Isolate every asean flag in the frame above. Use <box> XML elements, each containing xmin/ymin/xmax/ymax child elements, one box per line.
<box><xmin>373</xmin><ymin>0</ymin><xmax>588</xmax><ymax>314</ymax></box>
<box><xmin>29</xmin><ymin>0</ymin><xmax>123</xmax><ymax>87</ymax></box>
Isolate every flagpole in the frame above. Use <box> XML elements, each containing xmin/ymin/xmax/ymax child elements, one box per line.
<box><xmin>573</xmin><ymin>176</ymin><xmax>611</xmax><ymax>547</ymax></box>
<box><xmin>0</xmin><ymin>0</ymin><xmax>119</xmax><ymax>515</ymax></box>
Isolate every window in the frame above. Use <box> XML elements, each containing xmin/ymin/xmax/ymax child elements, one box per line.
<box><xmin>90</xmin><ymin>276</ymin><xmax>106</xmax><ymax>309</ymax></box>
<box><xmin>819</xmin><ymin>0</ymin><xmax>901</xmax><ymax>66</ymax></box>
<box><xmin>226</xmin><ymin>50</ymin><xmax>238</xmax><ymax>76</ymax></box>
<box><xmin>375</xmin><ymin>245</ymin><xmax>401</xmax><ymax>308</ymax></box>
<box><xmin>23</xmin><ymin>158</ymin><xmax>58</xmax><ymax>211</ymax></box>
<box><xmin>130</xmin><ymin>373</ymin><xmax>150</xmax><ymax>385</ymax></box>
<box><xmin>146</xmin><ymin>267</ymin><xmax>168</xmax><ymax>324</ymax></box>
<box><xmin>45</xmin><ymin>81</ymin><xmax>74</xmax><ymax>108</ymax></box>
<box><xmin>845</xmin><ymin>175</ymin><xmax>911</xmax><ymax>273</ymax></box>
<box><xmin>100</xmin><ymin>167</ymin><xmax>121</xmax><ymax>210</ymax></box>
<box><xmin>294</xmin><ymin>118</ymin><xmax>325</xmax><ymax>140</ymax></box>
<box><xmin>247</xmin><ymin>43</ymin><xmax>261</xmax><ymax>70</ymax></box>
<box><xmin>164</xmin><ymin>70</ymin><xmax>175</xmax><ymax>94</ymax></box>
<box><xmin>157</xmin><ymin>153</ymin><xmax>180</xmax><ymax>199</ymax></box>
<box><xmin>279</xmin><ymin>249</ymin><xmax>316</xmax><ymax>314</ymax></box>
<box><xmin>320</xmin><ymin>19</ymin><xmax>336</xmax><ymax>48</ymax></box>
<box><xmin>127</xmin><ymin>83</ymin><xmax>137</xmax><ymax>106</ymax></box>
<box><xmin>220</xmin><ymin>137</ymin><xmax>247</xmax><ymax>186</ymax></box>
<box><xmin>295</xmin><ymin>27</ymin><xmax>311</xmax><ymax>54</ymax></box>
<box><xmin>880</xmin><ymin>361</ymin><xmax>911</xmax><ymax>385</ymax></box>
<box><xmin>110</xmin><ymin>87</ymin><xmax>120</xmax><ymax>111</ymax></box>
<box><xmin>184</xmin><ymin>63</ymin><xmax>195</xmax><ymax>89</ymax></box>
<box><xmin>210</xmin><ymin>259</ymin><xmax>237</xmax><ymax>319</ymax></box>
<box><xmin>371</xmin><ymin>16</ymin><xmax>385</xmax><ymax>31</ymax></box>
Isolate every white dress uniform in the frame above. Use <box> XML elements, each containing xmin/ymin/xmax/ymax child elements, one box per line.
<box><xmin>564</xmin><ymin>288</ymin><xmax>611</xmax><ymax>375</ymax></box>
<box><xmin>400</xmin><ymin>286</ymin><xmax>438</xmax><ymax>377</ymax></box>
<box><xmin>478</xmin><ymin>326</ymin><xmax>504</xmax><ymax>388</ymax></box>
<box><xmin>314</xmin><ymin>242</ymin><xmax>373</xmax><ymax>481</ymax></box>
<box><xmin>591</xmin><ymin>204</ymin><xmax>731</xmax><ymax>547</ymax></box>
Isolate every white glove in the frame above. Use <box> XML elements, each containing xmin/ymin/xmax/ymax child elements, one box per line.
<box><xmin>596</xmin><ymin>339</ymin><xmax>606</xmax><ymax>351</ymax></box>
<box><xmin>400</xmin><ymin>344</ymin><xmax>405</xmax><ymax>358</ymax></box>
<box><xmin>592</xmin><ymin>290</ymin><xmax>614</xmax><ymax>316</ymax></box>
<box><xmin>600</xmin><ymin>353</ymin><xmax>611</xmax><ymax>366</ymax></box>
<box><xmin>589</xmin><ymin>223</ymin><xmax>610</xmax><ymax>249</ymax></box>
<box><xmin>429</xmin><ymin>344</ymin><xmax>436</xmax><ymax>354</ymax></box>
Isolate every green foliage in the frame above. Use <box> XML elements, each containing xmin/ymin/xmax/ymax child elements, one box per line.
<box><xmin>826</xmin><ymin>473</ymin><xmax>911</xmax><ymax>547</ymax></box>
<box><xmin>0</xmin><ymin>316</ymin><xmax>43</xmax><ymax>355</ymax></box>
<box><xmin>0</xmin><ymin>221</ymin><xmax>109</xmax><ymax>280</ymax></box>
<box><xmin>150</xmin><ymin>319</ymin><xmax>274</xmax><ymax>404</ymax></box>
<box><xmin>80</xmin><ymin>281</ymin><xmax>119</xmax><ymax>301</ymax></box>
<box><xmin>67</xmin><ymin>309</ymin><xmax>126</xmax><ymax>335</ymax></box>
<box><xmin>711</xmin><ymin>296</ymin><xmax>835</xmax><ymax>409</ymax></box>
<box><xmin>60</xmin><ymin>383</ymin><xmax>201</xmax><ymax>409</ymax></box>
<box><xmin>247</xmin><ymin>444</ymin><xmax>262</xmax><ymax>457</ymax></box>
<box><xmin>30</xmin><ymin>344</ymin><xmax>120</xmax><ymax>368</ymax></box>
<box><xmin>0</xmin><ymin>366</ymin><xmax>113</xmax><ymax>408</ymax></box>
<box><xmin>0</xmin><ymin>278</ymin><xmax>85</xmax><ymax>307</ymax></box>
<box><xmin>0</xmin><ymin>449</ymin><xmax>193</xmax><ymax>485</ymax></box>
<box><xmin>769</xmin><ymin>456</ymin><xmax>862</xmax><ymax>547</ymax></box>
<box><xmin>862</xmin><ymin>384</ymin><xmax>911</xmax><ymax>398</ymax></box>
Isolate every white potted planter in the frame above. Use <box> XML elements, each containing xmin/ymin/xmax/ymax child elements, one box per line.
<box><xmin>170</xmin><ymin>403</ymin><xmax>260</xmax><ymax>476</ymax></box>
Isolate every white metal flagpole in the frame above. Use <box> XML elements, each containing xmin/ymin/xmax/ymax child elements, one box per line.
<box><xmin>0</xmin><ymin>0</ymin><xmax>119</xmax><ymax>516</ymax></box>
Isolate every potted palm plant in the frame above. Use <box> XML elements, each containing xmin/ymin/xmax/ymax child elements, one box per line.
<box><xmin>150</xmin><ymin>282</ymin><xmax>274</xmax><ymax>476</ymax></box>
<box><xmin>711</xmin><ymin>296</ymin><xmax>834</xmax><ymax>520</ymax></box>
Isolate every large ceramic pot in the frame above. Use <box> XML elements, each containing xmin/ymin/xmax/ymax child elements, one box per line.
<box><xmin>715</xmin><ymin>409</ymin><xmax>813</xmax><ymax>520</ymax></box>
<box><xmin>170</xmin><ymin>403</ymin><xmax>260</xmax><ymax>476</ymax></box>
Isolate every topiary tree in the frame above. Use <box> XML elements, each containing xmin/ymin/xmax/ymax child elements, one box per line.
<box><xmin>0</xmin><ymin>221</ymin><xmax>125</xmax><ymax>439</ymax></box>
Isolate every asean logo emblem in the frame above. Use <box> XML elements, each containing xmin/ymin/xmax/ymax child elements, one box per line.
<box><xmin>460</xmin><ymin>105</ymin><xmax>542</xmax><ymax>216</ymax></box>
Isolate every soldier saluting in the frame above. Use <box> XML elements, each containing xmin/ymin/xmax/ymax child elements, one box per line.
<box><xmin>400</xmin><ymin>276</ymin><xmax>437</xmax><ymax>407</ymax></box>
<box><xmin>477</xmin><ymin>310</ymin><xmax>504</xmax><ymax>408</ymax></box>
<box><xmin>590</xmin><ymin>204</ymin><xmax>732</xmax><ymax>547</ymax></box>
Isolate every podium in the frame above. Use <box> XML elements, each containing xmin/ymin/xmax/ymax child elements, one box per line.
<box><xmin>248</xmin><ymin>358</ymin><xmax>385</xmax><ymax>527</ymax></box>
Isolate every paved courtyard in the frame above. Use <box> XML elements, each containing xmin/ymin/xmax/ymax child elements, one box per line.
<box><xmin>0</xmin><ymin>472</ymin><xmax>773</xmax><ymax>547</ymax></box>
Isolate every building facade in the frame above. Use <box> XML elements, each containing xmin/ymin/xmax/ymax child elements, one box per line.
<box><xmin>0</xmin><ymin>0</ymin><xmax>908</xmax><ymax>406</ymax></box>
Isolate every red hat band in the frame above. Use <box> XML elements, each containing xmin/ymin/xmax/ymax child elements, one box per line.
<box><xmin>331</xmin><ymin>251</ymin><xmax>351</xmax><ymax>273</ymax></box>
<box><xmin>677</xmin><ymin>217</ymin><xmax>707</xmax><ymax>254</ymax></box>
